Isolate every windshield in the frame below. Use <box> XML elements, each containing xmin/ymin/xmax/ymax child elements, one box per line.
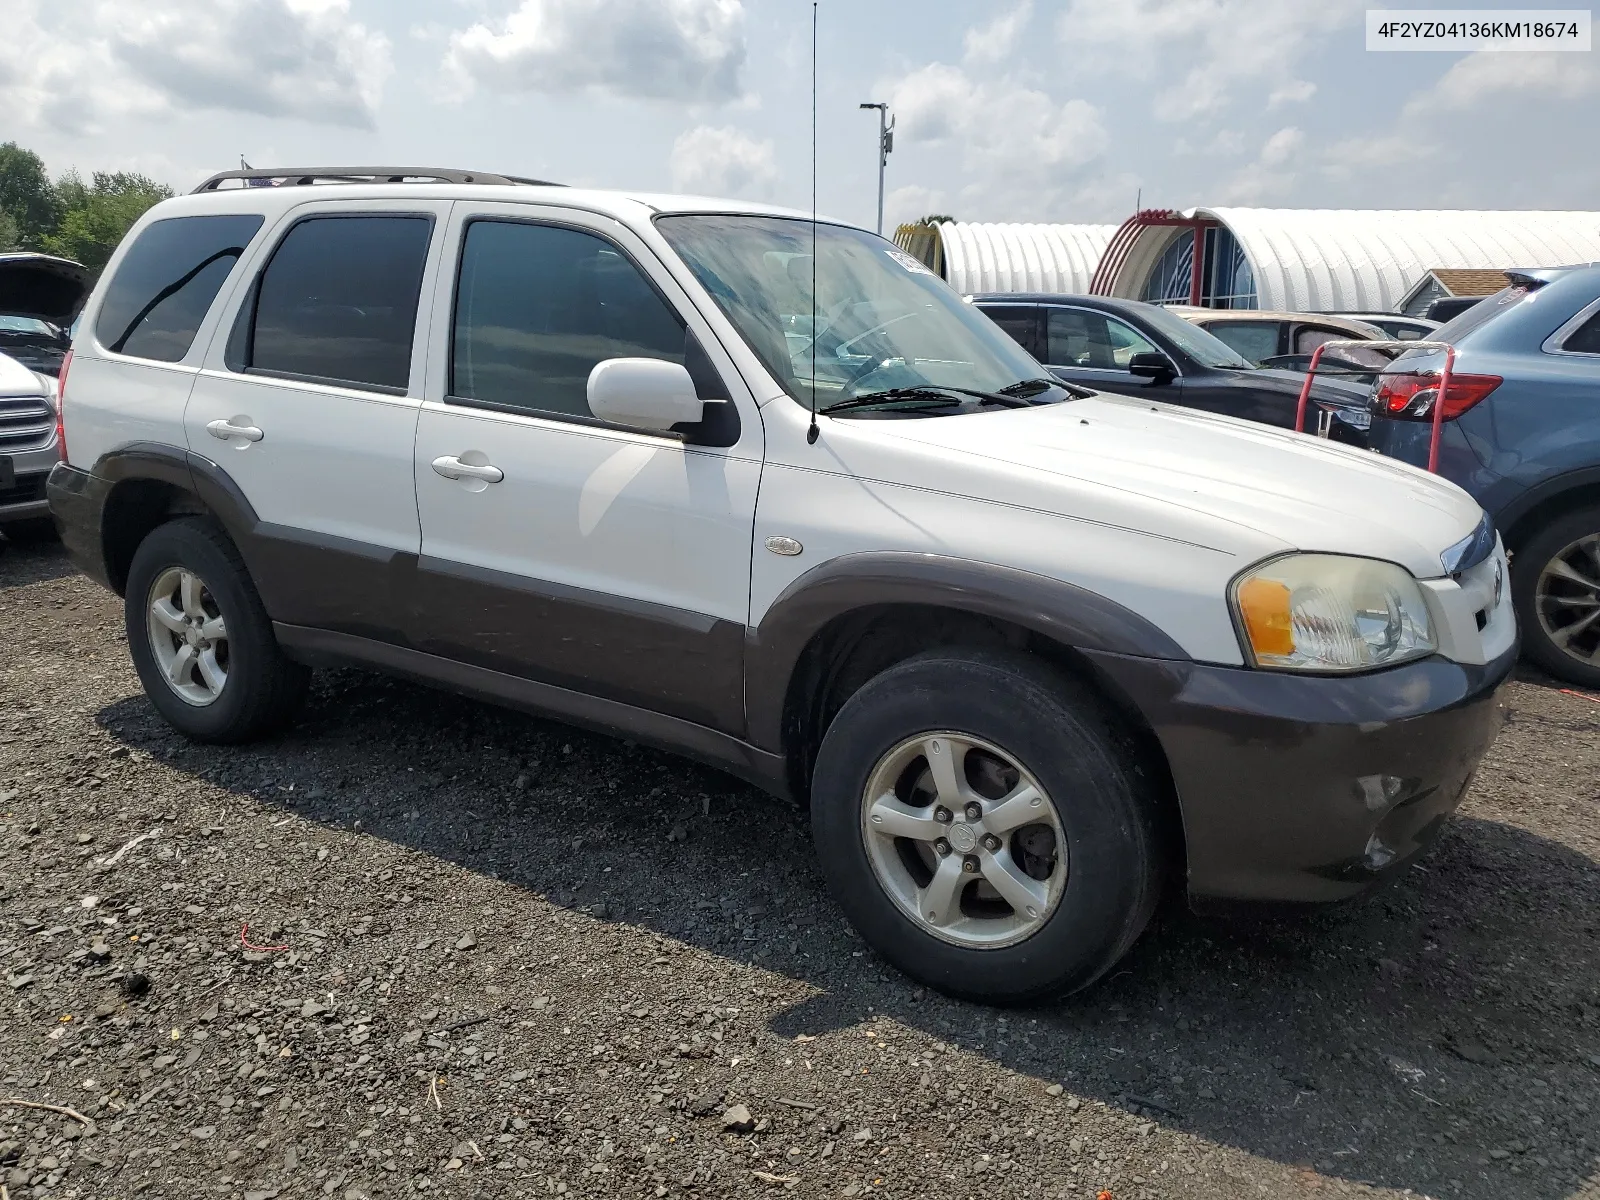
<box><xmin>0</xmin><ymin>316</ymin><xmax>59</xmax><ymax>338</ymax></box>
<box><xmin>1139</xmin><ymin>304</ymin><xmax>1254</xmax><ymax>368</ymax></box>
<box><xmin>655</xmin><ymin>214</ymin><xmax>1058</xmax><ymax>410</ymax></box>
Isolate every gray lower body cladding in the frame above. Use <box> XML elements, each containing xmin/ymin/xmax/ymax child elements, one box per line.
<box><xmin>1085</xmin><ymin>645</ymin><xmax>1517</xmax><ymax>903</ymax></box>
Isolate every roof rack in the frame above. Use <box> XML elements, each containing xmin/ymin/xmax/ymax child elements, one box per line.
<box><xmin>190</xmin><ymin>166</ymin><xmax>562</xmax><ymax>194</ymax></box>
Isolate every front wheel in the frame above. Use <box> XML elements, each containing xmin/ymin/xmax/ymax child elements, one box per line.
<box><xmin>810</xmin><ymin>648</ymin><xmax>1164</xmax><ymax>1004</ymax></box>
<box><xmin>1513</xmin><ymin>504</ymin><xmax>1600</xmax><ymax>689</ymax></box>
<box><xmin>125</xmin><ymin>517</ymin><xmax>309</xmax><ymax>742</ymax></box>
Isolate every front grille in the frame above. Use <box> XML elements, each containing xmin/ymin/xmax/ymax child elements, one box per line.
<box><xmin>0</xmin><ymin>394</ymin><xmax>55</xmax><ymax>453</ymax></box>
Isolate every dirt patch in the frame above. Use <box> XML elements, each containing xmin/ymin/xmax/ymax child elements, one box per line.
<box><xmin>3</xmin><ymin>539</ymin><xmax>1598</xmax><ymax>1199</ymax></box>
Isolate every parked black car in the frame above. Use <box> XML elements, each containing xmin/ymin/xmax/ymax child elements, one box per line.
<box><xmin>972</xmin><ymin>293</ymin><xmax>1372</xmax><ymax>443</ymax></box>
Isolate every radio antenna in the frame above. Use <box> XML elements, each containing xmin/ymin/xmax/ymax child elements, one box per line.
<box><xmin>806</xmin><ymin>0</ymin><xmax>820</xmax><ymax>445</ymax></box>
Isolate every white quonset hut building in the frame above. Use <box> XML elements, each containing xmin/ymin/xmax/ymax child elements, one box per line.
<box><xmin>1087</xmin><ymin>207</ymin><xmax>1600</xmax><ymax>312</ymax></box>
<box><xmin>893</xmin><ymin>221</ymin><xmax>1117</xmax><ymax>295</ymax></box>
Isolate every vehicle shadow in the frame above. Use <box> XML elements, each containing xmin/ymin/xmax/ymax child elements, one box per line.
<box><xmin>95</xmin><ymin>665</ymin><xmax>1600</xmax><ymax>1200</ymax></box>
<box><xmin>0</xmin><ymin>533</ymin><xmax>78</xmax><ymax>588</ymax></box>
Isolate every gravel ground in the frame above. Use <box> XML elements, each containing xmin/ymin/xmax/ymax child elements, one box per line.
<box><xmin>2</xmin><ymin>536</ymin><xmax>1598</xmax><ymax>1200</ymax></box>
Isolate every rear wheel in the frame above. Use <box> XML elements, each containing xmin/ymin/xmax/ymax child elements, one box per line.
<box><xmin>125</xmin><ymin>518</ymin><xmax>309</xmax><ymax>741</ymax></box>
<box><xmin>1513</xmin><ymin>504</ymin><xmax>1600</xmax><ymax>688</ymax></box>
<box><xmin>809</xmin><ymin>648</ymin><xmax>1163</xmax><ymax>1004</ymax></box>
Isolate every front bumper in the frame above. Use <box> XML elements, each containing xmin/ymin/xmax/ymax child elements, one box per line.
<box><xmin>1086</xmin><ymin>644</ymin><xmax>1517</xmax><ymax>903</ymax></box>
<box><xmin>0</xmin><ymin>440</ymin><xmax>60</xmax><ymax>522</ymax></box>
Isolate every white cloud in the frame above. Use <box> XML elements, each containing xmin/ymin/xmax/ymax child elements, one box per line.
<box><xmin>880</xmin><ymin>56</ymin><xmax>1110</xmax><ymax>220</ymax></box>
<box><xmin>669</xmin><ymin>125</ymin><xmax>776</xmax><ymax>197</ymax></box>
<box><xmin>884</xmin><ymin>184</ymin><xmax>949</xmax><ymax>229</ymax></box>
<box><xmin>443</xmin><ymin>0</ymin><xmax>745</xmax><ymax>103</ymax></box>
<box><xmin>963</xmin><ymin>1</ymin><xmax>1033</xmax><ymax>66</ymax></box>
<box><xmin>1258</xmin><ymin>125</ymin><xmax>1303</xmax><ymax>166</ymax></box>
<box><xmin>1268</xmin><ymin>79</ymin><xmax>1317</xmax><ymax>108</ymax></box>
<box><xmin>1406</xmin><ymin>49</ymin><xmax>1600</xmax><ymax>116</ymax></box>
<box><xmin>1058</xmin><ymin>0</ymin><xmax>1362</xmax><ymax>121</ymax></box>
<box><xmin>0</xmin><ymin>0</ymin><xmax>390</xmax><ymax>134</ymax></box>
<box><xmin>889</xmin><ymin>63</ymin><xmax>1107</xmax><ymax>179</ymax></box>
<box><xmin>1215</xmin><ymin>126</ymin><xmax>1304</xmax><ymax>202</ymax></box>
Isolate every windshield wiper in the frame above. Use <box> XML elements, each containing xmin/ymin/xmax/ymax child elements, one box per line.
<box><xmin>819</xmin><ymin>385</ymin><xmax>1032</xmax><ymax>416</ymax></box>
<box><xmin>1004</xmin><ymin>375</ymin><xmax>1092</xmax><ymax>399</ymax></box>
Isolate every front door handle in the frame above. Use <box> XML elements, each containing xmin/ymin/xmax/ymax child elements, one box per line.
<box><xmin>206</xmin><ymin>417</ymin><xmax>264</xmax><ymax>443</ymax></box>
<box><xmin>431</xmin><ymin>454</ymin><xmax>504</xmax><ymax>484</ymax></box>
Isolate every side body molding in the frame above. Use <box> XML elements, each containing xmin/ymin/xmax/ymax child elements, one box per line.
<box><xmin>744</xmin><ymin>551</ymin><xmax>1191</xmax><ymax>753</ymax></box>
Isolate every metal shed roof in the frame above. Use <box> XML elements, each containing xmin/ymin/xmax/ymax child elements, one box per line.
<box><xmin>1187</xmin><ymin>208</ymin><xmax>1600</xmax><ymax>312</ymax></box>
<box><xmin>931</xmin><ymin>222</ymin><xmax>1117</xmax><ymax>295</ymax></box>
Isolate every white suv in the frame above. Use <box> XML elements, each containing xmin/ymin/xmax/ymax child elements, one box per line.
<box><xmin>48</xmin><ymin>166</ymin><xmax>1516</xmax><ymax>1003</ymax></box>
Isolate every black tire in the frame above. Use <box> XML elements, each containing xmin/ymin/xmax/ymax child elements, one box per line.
<box><xmin>810</xmin><ymin>648</ymin><xmax>1164</xmax><ymax>1004</ymax></box>
<box><xmin>125</xmin><ymin>517</ymin><xmax>309</xmax><ymax>742</ymax></box>
<box><xmin>1512</xmin><ymin>504</ymin><xmax>1600</xmax><ymax>689</ymax></box>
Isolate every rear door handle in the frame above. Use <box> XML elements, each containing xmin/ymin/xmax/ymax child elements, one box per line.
<box><xmin>431</xmin><ymin>455</ymin><xmax>504</xmax><ymax>484</ymax></box>
<box><xmin>206</xmin><ymin>418</ymin><xmax>263</xmax><ymax>443</ymax></box>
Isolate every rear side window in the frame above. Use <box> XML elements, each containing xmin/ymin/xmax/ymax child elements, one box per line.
<box><xmin>1206</xmin><ymin>320</ymin><xmax>1279</xmax><ymax>364</ymax></box>
<box><xmin>1562</xmin><ymin>310</ymin><xmax>1600</xmax><ymax>354</ymax></box>
<box><xmin>96</xmin><ymin>214</ymin><xmax>264</xmax><ymax>362</ymax></box>
<box><xmin>450</xmin><ymin>220</ymin><xmax>685</xmax><ymax>418</ymax></box>
<box><xmin>244</xmin><ymin>215</ymin><xmax>432</xmax><ymax>393</ymax></box>
<box><xmin>978</xmin><ymin>306</ymin><xmax>1041</xmax><ymax>359</ymax></box>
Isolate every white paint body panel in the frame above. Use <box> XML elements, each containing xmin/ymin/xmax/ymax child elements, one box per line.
<box><xmin>181</xmin><ymin>198</ymin><xmax>453</xmax><ymax>559</ymax></box>
<box><xmin>410</xmin><ymin>201</ymin><xmax>763</xmax><ymax>631</ymax></box>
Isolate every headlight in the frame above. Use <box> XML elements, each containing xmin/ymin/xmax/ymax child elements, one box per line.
<box><xmin>1231</xmin><ymin>554</ymin><xmax>1436</xmax><ymax>672</ymax></box>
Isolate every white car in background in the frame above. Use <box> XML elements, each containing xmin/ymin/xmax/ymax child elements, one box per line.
<box><xmin>0</xmin><ymin>252</ymin><xmax>88</xmax><ymax>536</ymax></box>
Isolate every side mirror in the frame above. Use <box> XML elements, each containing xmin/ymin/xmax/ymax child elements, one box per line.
<box><xmin>587</xmin><ymin>358</ymin><xmax>704</xmax><ymax>432</ymax></box>
<box><xmin>1128</xmin><ymin>351</ymin><xmax>1176</xmax><ymax>381</ymax></box>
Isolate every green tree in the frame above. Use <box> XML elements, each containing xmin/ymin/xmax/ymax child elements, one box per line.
<box><xmin>0</xmin><ymin>142</ymin><xmax>63</xmax><ymax>248</ymax></box>
<box><xmin>40</xmin><ymin>170</ymin><xmax>174</xmax><ymax>271</ymax></box>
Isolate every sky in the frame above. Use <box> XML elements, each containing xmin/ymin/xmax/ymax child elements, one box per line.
<box><xmin>3</xmin><ymin>0</ymin><xmax>1597</xmax><ymax>232</ymax></box>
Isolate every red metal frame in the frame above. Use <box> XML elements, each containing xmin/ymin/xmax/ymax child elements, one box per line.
<box><xmin>1089</xmin><ymin>209</ymin><xmax>1219</xmax><ymax>303</ymax></box>
<box><xmin>1291</xmin><ymin>338</ymin><xmax>1456</xmax><ymax>473</ymax></box>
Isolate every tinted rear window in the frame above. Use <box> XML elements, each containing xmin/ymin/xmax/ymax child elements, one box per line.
<box><xmin>246</xmin><ymin>215</ymin><xmax>432</xmax><ymax>393</ymax></box>
<box><xmin>96</xmin><ymin>214</ymin><xmax>264</xmax><ymax>362</ymax></box>
<box><xmin>1562</xmin><ymin>309</ymin><xmax>1600</xmax><ymax>354</ymax></box>
<box><xmin>1431</xmin><ymin>285</ymin><xmax>1534</xmax><ymax>343</ymax></box>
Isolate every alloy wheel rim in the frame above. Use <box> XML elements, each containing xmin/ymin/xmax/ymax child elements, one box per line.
<box><xmin>1535</xmin><ymin>532</ymin><xmax>1600</xmax><ymax>668</ymax></box>
<box><xmin>859</xmin><ymin>731</ymin><xmax>1067</xmax><ymax>950</ymax></box>
<box><xmin>146</xmin><ymin>566</ymin><xmax>229</xmax><ymax>707</ymax></box>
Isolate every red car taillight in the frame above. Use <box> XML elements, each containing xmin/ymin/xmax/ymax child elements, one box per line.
<box><xmin>55</xmin><ymin>349</ymin><xmax>72</xmax><ymax>464</ymax></box>
<box><xmin>1374</xmin><ymin>371</ymin><xmax>1500</xmax><ymax>421</ymax></box>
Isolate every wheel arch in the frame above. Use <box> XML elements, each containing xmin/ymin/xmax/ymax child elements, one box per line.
<box><xmin>92</xmin><ymin>444</ymin><xmax>262</xmax><ymax>595</ymax></box>
<box><xmin>747</xmin><ymin>554</ymin><xmax>1188</xmax><ymax>849</ymax></box>
<box><xmin>1498</xmin><ymin>468</ymin><xmax>1600</xmax><ymax>555</ymax></box>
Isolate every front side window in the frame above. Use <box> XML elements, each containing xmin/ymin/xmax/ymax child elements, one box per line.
<box><xmin>245</xmin><ymin>215</ymin><xmax>431</xmax><ymax>392</ymax></box>
<box><xmin>450</xmin><ymin>220</ymin><xmax>685</xmax><ymax>417</ymax></box>
<box><xmin>1206</xmin><ymin>320</ymin><xmax>1280</xmax><ymax>365</ymax></box>
<box><xmin>1046</xmin><ymin>308</ymin><xmax>1156</xmax><ymax>369</ymax></box>
<box><xmin>96</xmin><ymin>214</ymin><xmax>264</xmax><ymax>362</ymax></box>
<box><xmin>655</xmin><ymin>214</ymin><xmax>1050</xmax><ymax>411</ymax></box>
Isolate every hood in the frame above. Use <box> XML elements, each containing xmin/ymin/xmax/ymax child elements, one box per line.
<box><xmin>0</xmin><ymin>253</ymin><xmax>91</xmax><ymax>326</ymax></box>
<box><xmin>867</xmin><ymin>392</ymin><xmax>1483</xmax><ymax>580</ymax></box>
<box><xmin>0</xmin><ymin>350</ymin><xmax>52</xmax><ymax>398</ymax></box>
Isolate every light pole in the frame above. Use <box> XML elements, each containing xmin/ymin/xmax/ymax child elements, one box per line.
<box><xmin>859</xmin><ymin>102</ymin><xmax>894</xmax><ymax>235</ymax></box>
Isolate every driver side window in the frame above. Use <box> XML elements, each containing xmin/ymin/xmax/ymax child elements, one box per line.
<box><xmin>1046</xmin><ymin>308</ymin><xmax>1156</xmax><ymax>370</ymax></box>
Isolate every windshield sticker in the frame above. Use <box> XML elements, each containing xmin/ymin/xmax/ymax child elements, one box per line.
<box><xmin>886</xmin><ymin>248</ymin><xmax>936</xmax><ymax>276</ymax></box>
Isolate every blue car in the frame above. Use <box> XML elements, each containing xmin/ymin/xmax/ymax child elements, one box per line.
<box><xmin>1367</xmin><ymin>265</ymin><xmax>1600</xmax><ymax>687</ymax></box>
